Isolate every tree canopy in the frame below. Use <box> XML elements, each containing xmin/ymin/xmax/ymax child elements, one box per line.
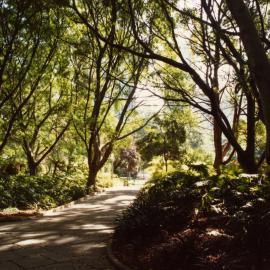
<box><xmin>1</xmin><ymin>0</ymin><xmax>270</xmax><ymax>195</ymax></box>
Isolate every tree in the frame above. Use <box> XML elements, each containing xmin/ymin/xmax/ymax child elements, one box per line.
<box><xmin>69</xmin><ymin>2</ymin><xmax>156</xmax><ymax>189</ymax></box>
<box><xmin>18</xmin><ymin>83</ymin><xmax>71</xmax><ymax>175</ymax></box>
<box><xmin>4</xmin><ymin>3</ymin><xmax>72</xmax><ymax>175</ymax></box>
<box><xmin>0</xmin><ymin>0</ymin><xmax>62</xmax><ymax>153</ymax></box>
<box><xmin>113</xmin><ymin>147</ymin><xmax>140</xmax><ymax>177</ymax></box>
<box><xmin>151</xmin><ymin>0</ymin><xmax>260</xmax><ymax>173</ymax></box>
<box><xmin>75</xmin><ymin>0</ymin><xmax>268</xmax><ymax>173</ymax></box>
<box><xmin>137</xmin><ymin>112</ymin><xmax>186</xmax><ymax>172</ymax></box>
<box><xmin>225</xmin><ymin>0</ymin><xmax>270</xmax><ymax>165</ymax></box>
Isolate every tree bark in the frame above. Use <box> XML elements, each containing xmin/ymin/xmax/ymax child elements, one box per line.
<box><xmin>235</xmin><ymin>92</ymin><xmax>258</xmax><ymax>174</ymax></box>
<box><xmin>238</xmin><ymin>151</ymin><xmax>258</xmax><ymax>174</ymax></box>
<box><xmin>164</xmin><ymin>155</ymin><xmax>168</xmax><ymax>172</ymax></box>
<box><xmin>87</xmin><ymin>166</ymin><xmax>98</xmax><ymax>190</ymax></box>
<box><xmin>226</xmin><ymin>0</ymin><xmax>270</xmax><ymax>164</ymax></box>
<box><xmin>26</xmin><ymin>153</ymin><xmax>38</xmax><ymax>176</ymax></box>
<box><xmin>23</xmin><ymin>140</ymin><xmax>38</xmax><ymax>176</ymax></box>
<box><xmin>28</xmin><ymin>160</ymin><xmax>38</xmax><ymax>176</ymax></box>
<box><xmin>213</xmin><ymin>118</ymin><xmax>223</xmax><ymax>174</ymax></box>
<box><xmin>246</xmin><ymin>92</ymin><xmax>256</xmax><ymax>164</ymax></box>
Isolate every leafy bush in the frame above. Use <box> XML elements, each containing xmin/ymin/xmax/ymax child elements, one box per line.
<box><xmin>114</xmin><ymin>170</ymin><xmax>202</xmax><ymax>244</ymax></box>
<box><xmin>96</xmin><ymin>172</ymin><xmax>114</xmax><ymax>188</ymax></box>
<box><xmin>113</xmin><ymin>169</ymin><xmax>270</xmax><ymax>270</ymax></box>
<box><xmin>0</xmin><ymin>174</ymin><xmax>87</xmax><ymax>210</ymax></box>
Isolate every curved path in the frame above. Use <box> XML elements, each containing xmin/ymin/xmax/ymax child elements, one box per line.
<box><xmin>0</xmin><ymin>183</ymin><xmax>143</xmax><ymax>270</ymax></box>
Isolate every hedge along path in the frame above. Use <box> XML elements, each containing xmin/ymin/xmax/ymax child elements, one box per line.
<box><xmin>0</xmin><ymin>183</ymin><xmax>144</xmax><ymax>270</ymax></box>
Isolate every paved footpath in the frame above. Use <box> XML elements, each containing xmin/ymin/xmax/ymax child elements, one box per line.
<box><xmin>0</xmin><ymin>183</ymin><xmax>143</xmax><ymax>270</ymax></box>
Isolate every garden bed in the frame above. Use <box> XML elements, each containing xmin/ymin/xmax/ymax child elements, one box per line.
<box><xmin>0</xmin><ymin>208</ymin><xmax>43</xmax><ymax>222</ymax></box>
<box><xmin>113</xmin><ymin>170</ymin><xmax>270</xmax><ymax>270</ymax></box>
<box><xmin>0</xmin><ymin>174</ymin><xmax>87</xmax><ymax>212</ymax></box>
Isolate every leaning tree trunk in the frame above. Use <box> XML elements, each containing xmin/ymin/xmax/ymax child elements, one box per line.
<box><xmin>226</xmin><ymin>0</ymin><xmax>270</xmax><ymax>165</ymax></box>
<box><xmin>213</xmin><ymin>111</ymin><xmax>258</xmax><ymax>174</ymax></box>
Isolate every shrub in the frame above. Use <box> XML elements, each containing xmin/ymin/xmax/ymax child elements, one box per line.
<box><xmin>114</xmin><ymin>171</ymin><xmax>202</xmax><ymax>244</ymax></box>
<box><xmin>96</xmin><ymin>172</ymin><xmax>114</xmax><ymax>188</ymax></box>
<box><xmin>113</xmin><ymin>169</ymin><xmax>270</xmax><ymax>269</ymax></box>
<box><xmin>0</xmin><ymin>174</ymin><xmax>87</xmax><ymax>210</ymax></box>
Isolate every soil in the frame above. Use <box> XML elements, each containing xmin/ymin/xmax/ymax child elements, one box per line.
<box><xmin>0</xmin><ymin>210</ymin><xmax>43</xmax><ymax>222</ymax></box>
<box><xmin>113</xmin><ymin>213</ymin><xmax>270</xmax><ymax>270</ymax></box>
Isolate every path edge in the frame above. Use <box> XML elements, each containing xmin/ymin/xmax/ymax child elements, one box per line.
<box><xmin>107</xmin><ymin>239</ymin><xmax>135</xmax><ymax>270</ymax></box>
<box><xmin>43</xmin><ymin>189</ymin><xmax>105</xmax><ymax>214</ymax></box>
<box><xmin>0</xmin><ymin>189</ymin><xmax>107</xmax><ymax>223</ymax></box>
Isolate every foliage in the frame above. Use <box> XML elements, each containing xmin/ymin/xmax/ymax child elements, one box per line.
<box><xmin>96</xmin><ymin>172</ymin><xmax>114</xmax><ymax>188</ymax></box>
<box><xmin>96</xmin><ymin>173</ymin><xmax>126</xmax><ymax>188</ymax></box>
<box><xmin>1</xmin><ymin>0</ymin><xmax>270</xmax><ymax>244</ymax></box>
<box><xmin>0</xmin><ymin>174</ymin><xmax>87</xmax><ymax>210</ymax></box>
<box><xmin>113</xmin><ymin>147</ymin><xmax>140</xmax><ymax>177</ymax></box>
<box><xmin>114</xmin><ymin>169</ymin><xmax>270</xmax><ymax>269</ymax></box>
<box><xmin>145</xmin><ymin>150</ymin><xmax>213</xmax><ymax>179</ymax></box>
<box><xmin>137</xmin><ymin>111</ymin><xmax>186</xmax><ymax>169</ymax></box>
<box><xmin>70</xmin><ymin>13</ymin><xmax>150</xmax><ymax>187</ymax></box>
<box><xmin>114</xmin><ymin>170</ymin><xmax>202</xmax><ymax>242</ymax></box>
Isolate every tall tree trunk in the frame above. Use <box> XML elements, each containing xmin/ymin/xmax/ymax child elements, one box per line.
<box><xmin>164</xmin><ymin>155</ymin><xmax>168</xmax><ymax>172</ymax></box>
<box><xmin>237</xmin><ymin>151</ymin><xmax>258</xmax><ymax>174</ymax></box>
<box><xmin>87</xmin><ymin>165</ymin><xmax>98</xmax><ymax>191</ymax></box>
<box><xmin>27</xmin><ymin>157</ymin><xmax>38</xmax><ymax>176</ymax></box>
<box><xmin>23</xmin><ymin>140</ymin><xmax>38</xmax><ymax>176</ymax></box>
<box><xmin>246</xmin><ymin>92</ymin><xmax>256</xmax><ymax>163</ymax></box>
<box><xmin>213</xmin><ymin>118</ymin><xmax>223</xmax><ymax>174</ymax></box>
<box><xmin>226</xmin><ymin>0</ymin><xmax>270</xmax><ymax>164</ymax></box>
<box><xmin>238</xmin><ymin>93</ymin><xmax>258</xmax><ymax>174</ymax></box>
<box><xmin>213</xmin><ymin>112</ymin><xmax>258</xmax><ymax>173</ymax></box>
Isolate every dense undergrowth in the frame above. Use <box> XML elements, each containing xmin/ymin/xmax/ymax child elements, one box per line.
<box><xmin>113</xmin><ymin>167</ymin><xmax>270</xmax><ymax>270</ymax></box>
<box><xmin>0</xmin><ymin>172</ymin><xmax>123</xmax><ymax>210</ymax></box>
<box><xmin>0</xmin><ymin>174</ymin><xmax>87</xmax><ymax>210</ymax></box>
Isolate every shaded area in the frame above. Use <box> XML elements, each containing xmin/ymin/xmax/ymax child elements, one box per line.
<box><xmin>113</xmin><ymin>173</ymin><xmax>270</xmax><ymax>270</ymax></box>
<box><xmin>0</xmin><ymin>185</ymin><xmax>142</xmax><ymax>270</ymax></box>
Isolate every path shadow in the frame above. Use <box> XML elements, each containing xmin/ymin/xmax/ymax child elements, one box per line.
<box><xmin>0</xmin><ymin>187</ymin><xmax>141</xmax><ymax>270</ymax></box>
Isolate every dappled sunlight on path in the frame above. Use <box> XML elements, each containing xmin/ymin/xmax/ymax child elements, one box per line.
<box><xmin>0</xmin><ymin>184</ymin><xmax>143</xmax><ymax>270</ymax></box>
